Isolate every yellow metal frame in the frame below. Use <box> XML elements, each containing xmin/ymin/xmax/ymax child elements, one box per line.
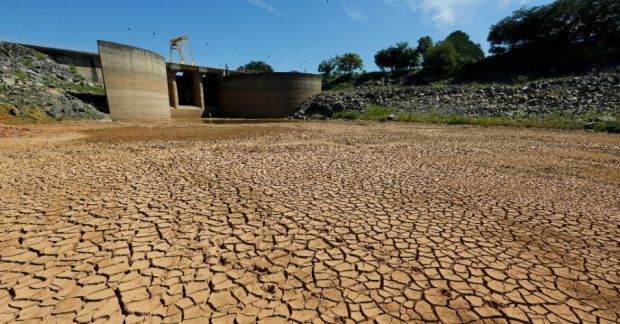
<box><xmin>169</xmin><ymin>35</ymin><xmax>196</xmax><ymax>66</ymax></box>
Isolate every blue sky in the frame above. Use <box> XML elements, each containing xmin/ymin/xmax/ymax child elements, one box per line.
<box><xmin>0</xmin><ymin>0</ymin><xmax>553</xmax><ymax>72</ymax></box>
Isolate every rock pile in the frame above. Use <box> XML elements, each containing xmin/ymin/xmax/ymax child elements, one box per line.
<box><xmin>298</xmin><ymin>72</ymin><xmax>620</xmax><ymax>118</ymax></box>
<box><xmin>0</xmin><ymin>42</ymin><xmax>104</xmax><ymax>120</ymax></box>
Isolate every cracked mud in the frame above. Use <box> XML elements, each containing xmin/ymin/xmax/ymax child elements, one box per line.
<box><xmin>0</xmin><ymin>122</ymin><xmax>619</xmax><ymax>323</ymax></box>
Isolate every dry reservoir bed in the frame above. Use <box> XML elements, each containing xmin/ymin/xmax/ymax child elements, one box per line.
<box><xmin>0</xmin><ymin>121</ymin><xmax>619</xmax><ymax>323</ymax></box>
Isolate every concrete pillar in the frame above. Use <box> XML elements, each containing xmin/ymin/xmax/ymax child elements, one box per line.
<box><xmin>192</xmin><ymin>72</ymin><xmax>205</xmax><ymax>109</ymax></box>
<box><xmin>167</xmin><ymin>71</ymin><xmax>179</xmax><ymax>108</ymax></box>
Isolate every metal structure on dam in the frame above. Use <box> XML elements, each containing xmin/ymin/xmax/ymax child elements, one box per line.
<box><xmin>24</xmin><ymin>41</ymin><xmax>322</xmax><ymax>119</ymax></box>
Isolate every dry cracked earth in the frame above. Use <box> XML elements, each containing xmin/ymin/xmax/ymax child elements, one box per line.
<box><xmin>0</xmin><ymin>121</ymin><xmax>619</xmax><ymax>323</ymax></box>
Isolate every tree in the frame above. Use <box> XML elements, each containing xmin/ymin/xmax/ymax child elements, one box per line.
<box><xmin>488</xmin><ymin>0</ymin><xmax>620</xmax><ymax>55</ymax></box>
<box><xmin>480</xmin><ymin>0</ymin><xmax>620</xmax><ymax>74</ymax></box>
<box><xmin>374</xmin><ymin>48</ymin><xmax>393</xmax><ymax>72</ymax></box>
<box><xmin>444</xmin><ymin>31</ymin><xmax>485</xmax><ymax>66</ymax></box>
<box><xmin>336</xmin><ymin>53</ymin><xmax>364</xmax><ymax>74</ymax></box>
<box><xmin>423</xmin><ymin>41</ymin><xmax>458</xmax><ymax>75</ymax></box>
<box><xmin>419</xmin><ymin>31</ymin><xmax>482</xmax><ymax>76</ymax></box>
<box><xmin>416</xmin><ymin>36</ymin><xmax>434</xmax><ymax>64</ymax></box>
<box><xmin>237</xmin><ymin>61</ymin><xmax>274</xmax><ymax>73</ymax></box>
<box><xmin>374</xmin><ymin>42</ymin><xmax>419</xmax><ymax>72</ymax></box>
<box><xmin>318</xmin><ymin>57</ymin><xmax>337</xmax><ymax>76</ymax></box>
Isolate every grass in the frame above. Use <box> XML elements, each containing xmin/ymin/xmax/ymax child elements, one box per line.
<box><xmin>332</xmin><ymin>106</ymin><xmax>395</xmax><ymax>121</ymax></box>
<box><xmin>57</xmin><ymin>82</ymin><xmax>106</xmax><ymax>95</ymax></box>
<box><xmin>327</xmin><ymin>82</ymin><xmax>356</xmax><ymax>92</ymax></box>
<box><xmin>13</xmin><ymin>69</ymin><xmax>27</xmax><ymax>80</ymax></box>
<box><xmin>331</xmin><ymin>105</ymin><xmax>620</xmax><ymax>133</ymax></box>
<box><xmin>33</xmin><ymin>51</ymin><xmax>47</xmax><ymax>61</ymax></box>
<box><xmin>0</xmin><ymin>104</ymin><xmax>58</xmax><ymax>124</ymax></box>
<box><xmin>331</xmin><ymin>110</ymin><xmax>360</xmax><ymax>120</ymax></box>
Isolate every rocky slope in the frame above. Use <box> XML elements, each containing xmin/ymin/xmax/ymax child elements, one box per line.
<box><xmin>0</xmin><ymin>42</ymin><xmax>104</xmax><ymax>120</ymax></box>
<box><xmin>298</xmin><ymin>72</ymin><xmax>620</xmax><ymax>118</ymax></box>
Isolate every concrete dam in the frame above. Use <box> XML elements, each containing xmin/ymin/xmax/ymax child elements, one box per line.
<box><xmin>24</xmin><ymin>41</ymin><xmax>322</xmax><ymax>119</ymax></box>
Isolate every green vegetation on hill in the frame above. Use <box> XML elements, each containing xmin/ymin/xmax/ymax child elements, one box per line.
<box><xmin>319</xmin><ymin>0</ymin><xmax>620</xmax><ymax>86</ymax></box>
<box><xmin>489</xmin><ymin>0</ymin><xmax>619</xmax><ymax>56</ymax></box>
<box><xmin>321</xmin><ymin>30</ymin><xmax>486</xmax><ymax>89</ymax></box>
<box><xmin>462</xmin><ymin>0</ymin><xmax>620</xmax><ymax>80</ymax></box>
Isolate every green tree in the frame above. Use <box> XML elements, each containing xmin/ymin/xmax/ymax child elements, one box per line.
<box><xmin>318</xmin><ymin>57</ymin><xmax>337</xmax><ymax>76</ymax></box>
<box><xmin>416</xmin><ymin>36</ymin><xmax>434</xmax><ymax>65</ymax></box>
<box><xmin>336</xmin><ymin>53</ymin><xmax>364</xmax><ymax>74</ymax></box>
<box><xmin>374</xmin><ymin>48</ymin><xmax>393</xmax><ymax>72</ymax></box>
<box><xmin>444</xmin><ymin>31</ymin><xmax>485</xmax><ymax>66</ymax></box>
<box><xmin>488</xmin><ymin>0</ymin><xmax>620</xmax><ymax>55</ymax></box>
<box><xmin>423</xmin><ymin>41</ymin><xmax>459</xmax><ymax>75</ymax></box>
<box><xmin>237</xmin><ymin>61</ymin><xmax>274</xmax><ymax>73</ymax></box>
<box><xmin>374</xmin><ymin>42</ymin><xmax>419</xmax><ymax>72</ymax></box>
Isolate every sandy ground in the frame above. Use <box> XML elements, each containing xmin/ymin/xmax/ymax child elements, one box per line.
<box><xmin>0</xmin><ymin>121</ymin><xmax>619</xmax><ymax>323</ymax></box>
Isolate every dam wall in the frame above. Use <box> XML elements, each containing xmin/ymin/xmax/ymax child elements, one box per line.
<box><xmin>97</xmin><ymin>40</ymin><xmax>171</xmax><ymax>119</ymax></box>
<box><xmin>21</xmin><ymin>44</ymin><xmax>103</xmax><ymax>83</ymax></box>
<box><xmin>17</xmin><ymin>41</ymin><xmax>323</xmax><ymax>119</ymax></box>
<box><xmin>219</xmin><ymin>73</ymin><xmax>322</xmax><ymax>118</ymax></box>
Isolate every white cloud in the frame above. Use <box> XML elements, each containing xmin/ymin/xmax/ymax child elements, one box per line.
<box><xmin>247</xmin><ymin>0</ymin><xmax>280</xmax><ymax>15</ymax></box>
<box><xmin>390</xmin><ymin>0</ymin><xmax>528</xmax><ymax>26</ymax></box>
<box><xmin>343</xmin><ymin>1</ymin><xmax>367</xmax><ymax>22</ymax></box>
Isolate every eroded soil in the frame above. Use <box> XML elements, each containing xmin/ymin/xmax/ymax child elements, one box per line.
<box><xmin>0</xmin><ymin>121</ymin><xmax>619</xmax><ymax>323</ymax></box>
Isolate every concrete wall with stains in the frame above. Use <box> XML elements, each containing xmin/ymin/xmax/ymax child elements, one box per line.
<box><xmin>98</xmin><ymin>41</ymin><xmax>171</xmax><ymax>119</ymax></box>
<box><xmin>219</xmin><ymin>73</ymin><xmax>322</xmax><ymax>118</ymax></box>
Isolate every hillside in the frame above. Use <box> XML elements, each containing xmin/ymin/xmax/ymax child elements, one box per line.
<box><xmin>298</xmin><ymin>71</ymin><xmax>620</xmax><ymax>131</ymax></box>
<box><xmin>0</xmin><ymin>42</ymin><xmax>105</xmax><ymax>121</ymax></box>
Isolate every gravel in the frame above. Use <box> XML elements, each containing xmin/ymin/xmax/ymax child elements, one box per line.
<box><xmin>297</xmin><ymin>72</ymin><xmax>620</xmax><ymax>118</ymax></box>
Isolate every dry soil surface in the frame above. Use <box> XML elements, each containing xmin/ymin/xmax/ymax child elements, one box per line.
<box><xmin>0</xmin><ymin>121</ymin><xmax>619</xmax><ymax>323</ymax></box>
